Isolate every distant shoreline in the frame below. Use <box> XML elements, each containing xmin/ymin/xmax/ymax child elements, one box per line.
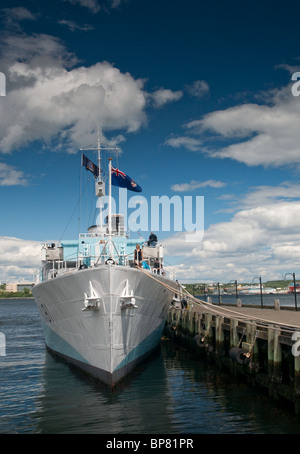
<box><xmin>0</xmin><ymin>295</ymin><xmax>34</xmax><ymax>299</ymax></box>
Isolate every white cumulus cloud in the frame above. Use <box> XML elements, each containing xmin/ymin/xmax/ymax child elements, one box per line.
<box><xmin>0</xmin><ymin>33</ymin><xmax>147</xmax><ymax>154</ymax></box>
<box><xmin>165</xmin><ymin>136</ymin><xmax>202</xmax><ymax>151</ymax></box>
<box><xmin>151</xmin><ymin>88</ymin><xmax>183</xmax><ymax>108</ymax></box>
<box><xmin>185</xmin><ymin>80</ymin><xmax>209</xmax><ymax>98</ymax></box>
<box><xmin>171</xmin><ymin>179</ymin><xmax>226</xmax><ymax>192</ymax></box>
<box><xmin>0</xmin><ymin>237</ymin><xmax>41</xmax><ymax>283</ymax></box>
<box><xmin>0</xmin><ymin>162</ymin><xmax>28</xmax><ymax>186</ymax></box>
<box><xmin>166</xmin><ymin>76</ymin><xmax>300</xmax><ymax>168</ymax></box>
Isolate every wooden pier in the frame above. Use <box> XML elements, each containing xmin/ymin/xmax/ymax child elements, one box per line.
<box><xmin>165</xmin><ymin>298</ymin><xmax>300</xmax><ymax>415</ymax></box>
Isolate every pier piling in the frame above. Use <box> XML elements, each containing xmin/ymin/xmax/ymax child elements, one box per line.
<box><xmin>165</xmin><ymin>302</ymin><xmax>300</xmax><ymax>415</ymax></box>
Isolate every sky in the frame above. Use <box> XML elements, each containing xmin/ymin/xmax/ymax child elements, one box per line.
<box><xmin>1</xmin><ymin>0</ymin><xmax>300</xmax><ymax>284</ymax></box>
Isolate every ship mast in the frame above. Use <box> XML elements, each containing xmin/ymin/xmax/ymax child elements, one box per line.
<box><xmin>80</xmin><ymin>130</ymin><xmax>119</xmax><ymax>245</ymax></box>
<box><xmin>97</xmin><ymin>128</ymin><xmax>101</xmax><ymax>176</ymax></box>
<box><xmin>108</xmin><ymin>157</ymin><xmax>112</xmax><ymax>258</ymax></box>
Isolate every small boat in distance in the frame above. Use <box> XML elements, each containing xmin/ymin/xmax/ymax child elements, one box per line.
<box><xmin>32</xmin><ymin>134</ymin><xmax>180</xmax><ymax>386</ymax></box>
<box><xmin>289</xmin><ymin>283</ymin><xmax>300</xmax><ymax>293</ymax></box>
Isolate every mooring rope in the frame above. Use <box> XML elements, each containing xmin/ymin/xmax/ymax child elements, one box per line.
<box><xmin>137</xmin><ymin>267</ymin><xmax>300</xmax><ymax>333</ymax></box>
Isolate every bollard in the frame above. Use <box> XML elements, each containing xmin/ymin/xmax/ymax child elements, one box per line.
<box><xmin>274</xmin><ymin>299</ymin><xmax>280</xmax><ymax>311</ymax></box>
<box><xmin>237</xmin><ymin>298</ymin><xmax>242</xmax><ymax>307</ymax></box>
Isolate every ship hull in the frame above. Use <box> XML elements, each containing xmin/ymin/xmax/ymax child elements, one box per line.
<box><xmin>32</xmin><ymin>264</ymin><xmax>177</xmax><ymax>386</ymax></box>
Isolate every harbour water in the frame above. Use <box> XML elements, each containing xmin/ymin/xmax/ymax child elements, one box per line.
<box><xmin>202</xmin><ymin>292</ymin><xmax>300</xmax><ymax>308</ymax></box>
<box><xmin>2</xmin><ymin>297</ymin><xmax>300</xmax><ymax>434</ymax></box>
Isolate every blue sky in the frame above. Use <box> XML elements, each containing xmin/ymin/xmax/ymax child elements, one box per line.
<box><xmin>1</xmin><ymin>0</ymin><xmax>300</xmax><ymax>284</ymax></box>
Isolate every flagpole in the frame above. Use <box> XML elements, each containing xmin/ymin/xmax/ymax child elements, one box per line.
<box><xmin>97</xmin><ymin>129</ymin><xmax>102</xmax><ymax>229</ymax></box>
<box><xmin>97</xmin><ymin>127</ymin><xmax>101</xmax><ymax>178</ymax></box>
<box><xmin>108</xmin><ymin>158</ymin><xmax>112</xmax><ymax>258</ymax></box>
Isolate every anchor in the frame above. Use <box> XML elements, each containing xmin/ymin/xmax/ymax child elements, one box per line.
<box><xmin>82</xmin><ymin>281</ymin><xmax>101</xmax><ymax>311</ymax></box>
<box><xmin>120</xmin><ymin>280</ymin><xmax>138</xmax><ymax>309</ymax></box>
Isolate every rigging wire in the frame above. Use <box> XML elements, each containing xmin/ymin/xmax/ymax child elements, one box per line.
<box><xmin>59</xmin><ymin>171</ymin><xmax>91</xmax><ymax>242</ymax></box>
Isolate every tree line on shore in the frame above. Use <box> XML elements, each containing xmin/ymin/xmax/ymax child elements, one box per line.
<box><xmin>0</xmin><ymin>284</ymin><xmax>33</xmax><ymax>298</ymax></box>
<box><xmin>183</xmin><ymin>280</ymin><xmax>294</xmax><ymax>295</ymax></box>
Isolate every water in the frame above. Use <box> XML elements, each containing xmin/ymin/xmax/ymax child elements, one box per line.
<box><xmin>1</xmin><ymin>298</ymin><xmax>300</xmax><ymax>434</ymax></box>
<box><xmin>202</xmin><ymin>292</ymin><xmax>299</xmax><ymax>309</ymax></box>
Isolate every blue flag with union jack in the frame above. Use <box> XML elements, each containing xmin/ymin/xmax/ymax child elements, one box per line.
<box><xmin>111</xmin><ymin>165</ymin><xmax>142</xmax><ymax>192</ymax></box>
<box><xmin>82</xmin><ymin>154</ymin><xmax>99</xmax><ymax>178</ymax></box>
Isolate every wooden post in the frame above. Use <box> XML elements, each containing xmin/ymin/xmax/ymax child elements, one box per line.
<box><xmin>268</xmin><ymin>326</ymin><xmax>274</xmax><ymax>374</ymax></box>
<box><xmin>273</xmin><ymin>327</ymin><xmax>282</xmax><ymax>381</ymax></box>
<box><xmin>268</xmin><ymin>325</ymin><xmax>282</xmax><ymax>399</ymax></box>
<box><xmin>230</xmin><ymin>319</ymin><xmax>239</xmax><ymax>349</ymax></box>
<box><xmin>189</xmin><ymin>311</ymin><xmax>195</xmax><ymax>334</ymax></box>
<box><xmin>194</xmin><ymin>312</ymin><xmax>200</xmax><ymax>335</ymax></box>
<box><xmin>245</xmin><ymin>322</ymin><xmax>258</xmax><ymax>371</ymax></box>
<box><xmin>246</xmin><ymin>322</ymin><xmax>254</xmax><ymax>344</ymax></box>
<box><xmin>215</xmin><ymin>315</ymin><xmax>224</xmax><ymax>356</ymax></box>
<box><xmin>204</xmin><ymin>313</ymin><xmax>213</xmax><ymax>346</ymax></box>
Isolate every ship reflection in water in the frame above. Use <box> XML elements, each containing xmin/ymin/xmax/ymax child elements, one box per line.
<box><xmin>33</xmin><ymin>339</ymin><xmax>300</xmax><ymax>434</ymax></box>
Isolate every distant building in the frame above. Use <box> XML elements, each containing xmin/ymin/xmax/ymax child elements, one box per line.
<box><xmin>5</xmin><ymin>282</ymin><xmax>34</xmax><ymax>292</ymax></box>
